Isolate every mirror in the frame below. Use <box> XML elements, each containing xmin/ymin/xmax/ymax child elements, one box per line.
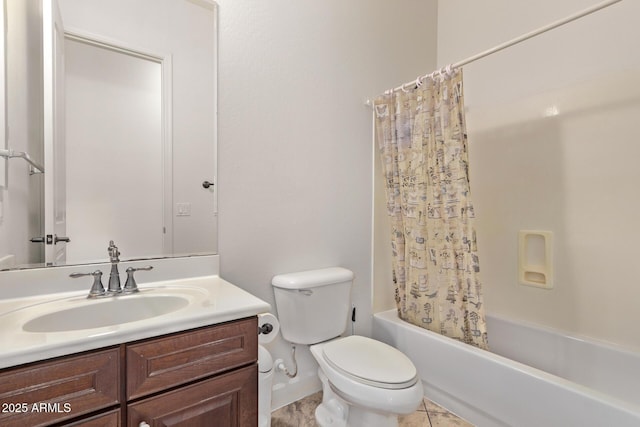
<box><xmin>0</xmin><ymin>0</ymin><xmax>217</xmax><ymax>270</ymax></box>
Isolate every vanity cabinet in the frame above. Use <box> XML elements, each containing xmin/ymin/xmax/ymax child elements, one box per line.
<box><xmin>126</xmin><ymin>317</ymin><xmax>258</xmax><ymax>427</ymax></box>
<box><xmin>0</xmin><ymin>317</ymin><xmax>258</xmax><ymax>427</ymax></box>
<box><xmin>65</xmin><ymin>409</ymin><xmax>122</xmax><ymax>426</ymax></box>
<box><xmin>128</xmin><ymin>365</ymin><xmax>256</xmax><ymax>427</ymax></box>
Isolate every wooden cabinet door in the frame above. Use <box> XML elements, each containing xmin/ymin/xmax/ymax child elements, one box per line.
<box><xmin>127</xmin><ymin>364</ymin><xmax>257</xmax><ymax>427</ymax></box>
<box><xmin>63</xmin><ymin>409</ymin><xmax>120</xmax><ymax>426</ymax></box>
<box><xmin>126</xmin><ymin>317</ymin><xmax>257</xmax><ymax>400</ymax></box>
<box><xmin>0</xmin><ymin>348</ymin><xmax>120</xmax><ymax>427</ymax></box>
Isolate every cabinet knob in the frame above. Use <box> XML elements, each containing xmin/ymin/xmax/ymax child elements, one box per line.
<box><xmin>139</xmin><ymin>422</ymin><xmax>150</xmax><ymax>427</ymax></box>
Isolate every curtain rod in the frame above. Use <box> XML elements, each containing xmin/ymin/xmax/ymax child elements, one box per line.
<box><xmin>366</xmin><ymin>0</ymin><xmax>624</xmax><ymax>104</ymax></box>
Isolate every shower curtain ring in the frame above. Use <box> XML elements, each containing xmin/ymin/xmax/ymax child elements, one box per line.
<box><xmin>415</xmin><ymin>75</ymin><xmax>423</xmax><ymax>88</ymax></box>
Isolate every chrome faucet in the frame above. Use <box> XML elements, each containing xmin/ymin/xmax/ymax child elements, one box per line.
<box><xmin>123</xmin><ymin>266</ymin><xmax>154</xmax><ymax>293</ymax></box>
<box><xmin>70</xmin><ymin>270</ymin><xmax>105</xmax><ymax>298</ymax></box>
<box><xmin>71</xmin><ymin>242</ymin><xmax>154</xmax><ymax>298</ymax></box>
<box><xmin>107</xmin><ymin>240</ymin><xmax>121</xmax><ymax>294</ymax></box>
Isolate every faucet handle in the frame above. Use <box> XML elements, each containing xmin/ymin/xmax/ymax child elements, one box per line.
<box><xmin>70</xmin><ymin>270</ymin><xmax>105</xmax><ymax>298</ymax></box>
<box><xmin>123</xmin><ymin>266</ymin><xmax>154</xmax><ymax>294</ymax></box>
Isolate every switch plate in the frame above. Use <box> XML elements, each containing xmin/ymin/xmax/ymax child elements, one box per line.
<box><xmin>176</xmin><ymin>202</ymin><xmax>191</xmax><ymax>216</ymax></box>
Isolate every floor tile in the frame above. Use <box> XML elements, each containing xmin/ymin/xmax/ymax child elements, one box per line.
<box><xmin>271</xmin><ymin>391</ymin><xmax>322</xmax><ymax>427</ymax></box>
<box><xmin>428</xmin><ymin>411</ymin><xmax>474</xmax><ymax>427</ymax></box>
<box><xmin>423</xmin><ymin>398</ymin><xmax>451</xmax><ymax>414</ymax></box>
<box><xmin>271</xmin><ymin>391</ymin><xmax>474</xmax><ymax>427</ymax></box>
<box><xmin>398</xmin><ymin>409</ymin><xmax>431</xmax><ymax>426</ymax></box>
<box><xmin>424</xmin><ymin>398</ymin><xmax>474</xmax><ymax>426</ymax></box>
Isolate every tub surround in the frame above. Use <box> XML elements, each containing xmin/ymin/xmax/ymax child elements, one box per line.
<box><xmin>374</xmin><ymin>310</ymin><xmax>640</xmax><ymax>427</ymax></box>
<box><xmin>486</xmin><ymin>313</ymin><xmax>640</xmax><ymax>406</ymax></box>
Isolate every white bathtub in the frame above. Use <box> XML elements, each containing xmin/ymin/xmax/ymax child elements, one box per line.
<box><xmin>373</xmin><ymin>309</ymin><xmax>640</xmax><ymax>427</ymax></box>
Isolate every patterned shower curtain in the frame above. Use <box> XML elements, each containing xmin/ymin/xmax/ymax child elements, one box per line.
<box><xmin>374</xmin><ymin>69</ymin><xmax>488</xmax><ymax>349</ymax></box>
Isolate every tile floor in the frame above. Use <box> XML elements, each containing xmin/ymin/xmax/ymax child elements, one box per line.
<box><xmin>271</xmin><ymin>391</ymin><xmax>474</xmax><ymax>427</ymax></box>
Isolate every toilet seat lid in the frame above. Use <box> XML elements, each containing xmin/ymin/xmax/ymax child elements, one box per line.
<box><xmin>322</xmin><ymin>336</ymin><xmax>418</xmax><ymax>390</ymax></box>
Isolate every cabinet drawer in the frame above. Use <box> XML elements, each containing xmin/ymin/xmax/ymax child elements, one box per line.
<box><xmin>128</xmin><ymin>364</ymin><xmax>257</xmax><ymax>427</ymax></box>
<box><xmin>126</xmin><ymin>317</ymin><xmax>257</xmax><ymax>399</ymax></box>
<box><xmin>0</xmin><ymin>348</ymin><xmax>120</xmax><ymax>427</ymax></box>
<box><xmin>64</xmin><ymin>409</ymin><xmax>120</xmax><ymax>426</ymax></box>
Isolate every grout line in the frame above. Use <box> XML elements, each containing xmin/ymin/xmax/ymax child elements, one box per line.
<box><xmin>426</xmin><ymin>411</ymin><xmax>434</xmax><ymax>427</ymax></box>
<box><xmin>424</xmin><ymin>400</ymin><xmax>434</xmax><ymax>427</ymax></box>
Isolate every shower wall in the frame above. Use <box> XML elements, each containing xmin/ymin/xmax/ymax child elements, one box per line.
<box><xmin>436</xmin><ymin>0</ymin><xmax>640</xmax><ymax>351</ymax></box>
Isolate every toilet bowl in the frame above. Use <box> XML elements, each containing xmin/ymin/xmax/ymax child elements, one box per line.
<box><xmin>271</xmin><ymin>267</ymin><xmax>424</xmax><ymax>427</ymax></box>
<box><xmin>310</xmin><ymin>336</ymin><xmax>423</xmax><ymax>427</ymax></box>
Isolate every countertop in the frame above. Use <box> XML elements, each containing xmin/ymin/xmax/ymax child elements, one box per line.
<box><xmin>0</xmin><ymin>275</ymin><xmax>270</xmax><ymax>369</ymax></box>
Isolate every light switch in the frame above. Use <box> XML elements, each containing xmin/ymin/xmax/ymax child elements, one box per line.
<box><xmin>176</xmin><ymin>202</ymin><xmax>191</xmax><ymax>216</ymax></box>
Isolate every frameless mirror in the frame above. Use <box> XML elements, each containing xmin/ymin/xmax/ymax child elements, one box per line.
<box><xmin>0</xmin><ymin>0</ymin><xmax>217</xmax><ymax>270</ymax></box>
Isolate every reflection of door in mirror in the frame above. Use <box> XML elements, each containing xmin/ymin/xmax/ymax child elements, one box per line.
<box><xmin>43</xmin><ymin>0</ymin><xmax>67</xmax><ymax>265</ymax></box>
<box><xmin>64</xmin><ymin>37</ymin><xmax>167</xmax><ymax>264</ymax></box>
<box><xmin>2</xmin><ymin>0</ymin><xmax>217</xmax><ymax>269</ymax></box>
<box><xmin>54</xmin><ymin>0</ymin><xmax>219</xmax><ymax>266</ymax></box>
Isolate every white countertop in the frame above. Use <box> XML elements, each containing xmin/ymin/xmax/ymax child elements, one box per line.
<box><xmin>0</xmin><ymin>275</ymin><xmax>270</xmax><ymax>369</ymax></box>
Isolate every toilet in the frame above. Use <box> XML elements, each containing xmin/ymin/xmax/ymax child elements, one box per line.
<box><xmin>272</xmin><ymin>267</ymin><xmax>423</xmax><ymax>427</ymax></box>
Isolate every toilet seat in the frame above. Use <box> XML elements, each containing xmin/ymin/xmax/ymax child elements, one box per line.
<box><xmin>322</xmin><ymin>336</ymin><xmax>418</xmax><ymax>389</ymax></box>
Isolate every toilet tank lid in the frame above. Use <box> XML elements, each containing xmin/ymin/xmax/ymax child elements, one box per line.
<box><xmin>272</xmin><ymin>267</ymin><xmax>354</xmax><ymax>289</ymax></box>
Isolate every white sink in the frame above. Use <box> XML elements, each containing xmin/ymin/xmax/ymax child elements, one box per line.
<box><xmin>23</xmin><ymin>294</ymin><xmax>190</xmax><ymax>332</ymax></box>
<box><xmin>0</xmin><ymin>275</ymin><xmax>271</xmax><ymax>370</ymax></box>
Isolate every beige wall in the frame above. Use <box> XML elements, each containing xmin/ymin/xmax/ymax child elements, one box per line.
<box><xmin>216</xmin><ymin>0</ymin><xmax>438</xmax><ymax>408</ymax></box>
<box><xmin>437</xmin><ymin>0</ymin><xmax>640</xmax><ymax>351</ymax></box>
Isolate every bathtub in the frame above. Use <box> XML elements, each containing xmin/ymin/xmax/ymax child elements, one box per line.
<box><xmin>373</xmin><ymin>309</ymin><xmax>640</xmax><ymax>427</ymax></box>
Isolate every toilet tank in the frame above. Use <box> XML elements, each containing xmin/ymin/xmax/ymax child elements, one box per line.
<box><xmin>272</xmin><ymin>267</ymin><xmax>354</xmax><ymax>345</ymax></box>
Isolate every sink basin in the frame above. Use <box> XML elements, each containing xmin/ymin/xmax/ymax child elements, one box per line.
<box><xmin>22</xmin><ymin>294</ymin><xmax>190</xmax><ymax>333</ymax></box>
<box><xmin>0</xmin><ymin>274</ymin><xmax>272</xmax><ymax>370</ymax></box>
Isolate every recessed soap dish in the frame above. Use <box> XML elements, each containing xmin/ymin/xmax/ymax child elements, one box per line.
<box><xmin>518</xmin><ymin>230</ymin><xmax>553</xmax><ymax>289</ymax></box>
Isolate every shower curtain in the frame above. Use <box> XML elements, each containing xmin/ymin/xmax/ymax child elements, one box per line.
<box><xmin>374</xmin><ymin>69</ymin><xmax>488</xmax><ymax>349</ymax></box>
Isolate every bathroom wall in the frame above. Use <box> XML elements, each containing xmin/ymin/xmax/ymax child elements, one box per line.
<box><xmin>216</xmin><ymin>0</ymin><xmax>438</xmax><ymax>408</ymax></box>
<box><xmin>435</xmin><ymin>0</ymin><xmax>640</xmax><ymax>351</ymax></box>
<box><xmin>0</xmin><ymin>0</ymin><xmax>44</xmax><ymax>268</ymax></box>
